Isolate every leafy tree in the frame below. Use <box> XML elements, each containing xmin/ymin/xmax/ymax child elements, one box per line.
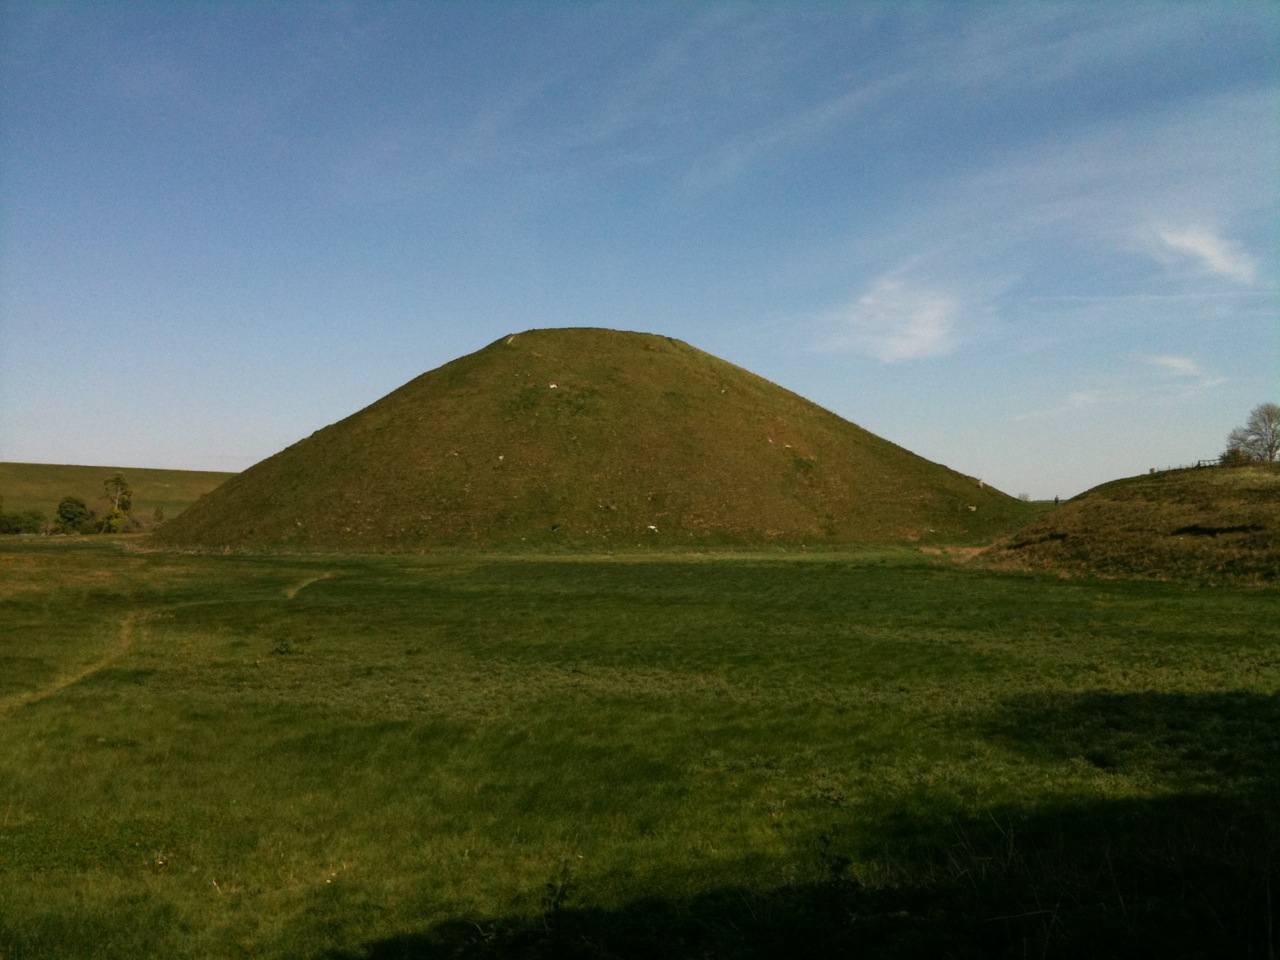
<box><xmin>104</xmin><ymin>472</ymin><xmax>133</xmax><ymax>513</ymax></box>
<box><xmin>56</xmin><ymin>496</ymin><xmax>94</xmax><ymax>534</ymax></box>
<box><xmin>91</xmin><ymin>472</ymin><xmax>139</xmax><ymax>533</ymax></box>
<box><xmin>1224</xmin><ymin>402</ymin><xmax>1280</xmax><ymax>463</ymax></box>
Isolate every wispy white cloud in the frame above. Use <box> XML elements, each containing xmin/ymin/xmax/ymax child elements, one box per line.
<box><xmin>924</xmin><ymin>84</ymin><xmax>1276</xmax><ymax>258</ymax></box>
<box><xmin>1025</xmin><ymin>291</ymin><xmax>1273</xmax><ymax>303</ymax></box>
<box><xmin>683</xmin><ymin>77</ymin><xmax>899</xmax><ymax>192</ymax></box>
<box><xmin>1155</xmin><ymin>228</ymin><xmax>1257</xmax><ymax>284</ymax></box>
<box><xmin>1018</xmin><ymin>354</ymin><xmax>1227</xmax><ymax>421</ymax></box>
<box><xmin>1142</xmin><ymin>354</ymin><xmax>1202</xmax><ymax>377</ymax></box>
<box><xmin>826</xmin><ymin>278</ymin><xmax>958</xmax><ymax>362</ymax></box>
<box><xmin>1014</xmin><ymin>389</ymin><xmax>1117</xmax><ymax>421</ymax></box>
<box><xmin>675</xmin><ymin>5</ymin><xmax>1225</xmax><ymax>193</ymax></box>
<box><xmin>1140</xmin><ymin>354</ymin><xmax>1228</xmax><ymax>390</ymax></box>
<box><xmin>798</xmin><ymin>79</ymin><xmax>1277</xmax><ymax>378</ymax></box>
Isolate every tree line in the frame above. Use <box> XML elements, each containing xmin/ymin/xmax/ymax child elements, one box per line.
<box><xmin>0</xmin><ymin>472</ymin><xmax>162</xmax><ymax>535</ymax></box>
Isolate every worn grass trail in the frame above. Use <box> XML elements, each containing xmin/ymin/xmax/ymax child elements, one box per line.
<box><xmin>0</xmin><ymin>540</ymin><xmax>1276</xmax><ymax>958</ymax></box>
<box><xmin>0</xmin><ymin>612</ymin><xmax>142</xmax><ymax>714</ymax></box>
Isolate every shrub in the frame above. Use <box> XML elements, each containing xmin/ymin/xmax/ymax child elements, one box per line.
<box><xmin>1219</xmin><ymin>447</ymin><xmax>1254</xmax><ymax>467</ymax></box>
<box><xmin>55</xmin><ymin>496</ymin><xmax>95</xmax><ymax>534</ymax></box>
<box><xmin>0</xmin><ymin>509</ymin><xmax>47</xmax><ymax>534</ymax></box>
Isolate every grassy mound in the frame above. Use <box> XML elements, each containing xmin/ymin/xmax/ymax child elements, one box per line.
<box><xmin>980</xmin><ymin>463</ymin><xmax>1280</xmax><ymax>584</ymax></box>
<box><xmin>153</xmin><ymin>328</ymin><xmax>1032</xmax><ymax>551</ymax></box>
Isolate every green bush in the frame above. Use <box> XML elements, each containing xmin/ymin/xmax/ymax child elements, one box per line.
<box><xmin>55</xmin><ymin>495</ymin><xmax>94</xmax><ymax>534</ymax></box>
<box><xmin>0</xmin><ymin>509</ymin><xmax>46</xmax><ymax>534</ymax></box>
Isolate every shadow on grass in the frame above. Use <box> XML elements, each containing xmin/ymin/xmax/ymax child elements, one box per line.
<box><xmin>328</xmin><ymin>693</ymin><xmax>1280</xmax><ymax>960</ymax></box>
<box><xmin>989</xmin><ymin>690</ymin><xmax>1280</xmax><ymax>792</ymax></box>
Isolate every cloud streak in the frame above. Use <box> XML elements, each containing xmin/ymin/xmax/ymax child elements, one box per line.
<box><xmin>1142</xmin><ymin>354</ymin><xmax>1202</xmax><ymax>377</ymax></box>
<box><xmin>1018</xmin><ymin>355</ymin><xmax>1226</xmax><ymax>421</ymax></box>
<box><xmin>1014</xmin><ymin>388</ymin><xmax>1118</xmax><ymax>421</ymax></box>
<box><xmin>1157</xmin><ymin>228</ymin><xmax>1257</xmax><ymax>284</ymax></box>
<box><xmin>1140</xmin><ymin>354</ymin><xmax>1227</xmax><ymax>391</ymax></box>
<box><xmin>826</xmin><ymin>278</ymin><xmax>958</xmax><ymax>362</ymax></box>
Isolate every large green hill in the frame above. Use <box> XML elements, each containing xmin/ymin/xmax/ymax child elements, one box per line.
<box><xmin>153</xmin><ymin>328</ymin><xmax>1033</xmax><ymax>551</ymax></box>
<box><xmin>980</xmin><ymin>463</ymin><xmax>1280</xmax><ymax>584</ymax></box>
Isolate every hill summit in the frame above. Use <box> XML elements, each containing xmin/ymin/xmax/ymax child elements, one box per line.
<box><xmin>154</xmin><ymin>328</ymin><xmax>1029</xmax><ymax>551</ymax></box>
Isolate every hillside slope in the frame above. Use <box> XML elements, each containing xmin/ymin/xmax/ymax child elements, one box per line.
<box><xmin>1</xmin><ymin>462</ymin><xmax>235</xmax><ymax>522</ymax></box>
<box><xmin>980</xmin><ymin>464</ymin><xmax>1280</xmax><ymax>584</ymax></box>
<box><xmin>154</xmin><ymin>328</ymin><xmax>1031</xmax><ymax>551</ymax></box>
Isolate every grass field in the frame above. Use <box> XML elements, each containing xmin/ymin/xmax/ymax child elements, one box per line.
<box><xmin>1</xmin><ymin>539</ymin><xmax>1276</xmax><ymax>958</ymax></box>
<box><xmin>0</xmin><ymin>463</ymin><xmax>234</xmax><ymax>522</ymax></box>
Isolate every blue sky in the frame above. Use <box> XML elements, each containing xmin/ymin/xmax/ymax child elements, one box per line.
<box><xmin>2</xmin><ymin>2</ymin><xmax>1276</xmax><ymax>499</ymax></box>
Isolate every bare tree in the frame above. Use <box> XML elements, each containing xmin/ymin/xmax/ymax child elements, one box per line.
<box><xmin>1225</xmin><ymin>402</ymin><xmax>1280</xmax><ymax>463</ymax></box>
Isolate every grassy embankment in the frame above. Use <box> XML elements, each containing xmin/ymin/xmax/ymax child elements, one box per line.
<box><xmin>1</xmin><ymin>539</ymin><xmax>1275</xmax><ymax>958</ymax></box>
<box><xmin>981</xmin><ymin>463</ymin><xmax>1280</xmax><ymax>585</ymax></box>
<box><xmin>0</xmin><ymin>462</ymin><xmax>234</xmax><ymax>523</ymax></box>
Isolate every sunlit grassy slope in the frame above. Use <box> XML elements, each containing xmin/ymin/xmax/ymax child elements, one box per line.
<box><xmin>153</xmin><ymin>328</ymin><xmax>1033</xmax><ymax>551</ymax></box>
<box><xmin>1</xmin><ymin>540</ymin><xmax>1276</xmax><ymax>959</ymax></box>
<box><xmin>980</xmin><ymin>463</ymin><xmax>1280</xmax><ymax>584</ymax></box>
<box><xmin>0</xmin><ymin>462</ymin><xmax>234</xmax><ymax>520</ymax></box>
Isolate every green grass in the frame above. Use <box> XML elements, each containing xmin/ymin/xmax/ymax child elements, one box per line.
<box><xmin>1</xmin><ymin>539</ymin><xmax>1276</xmax><ymax>958</ymax></box>
<box><xmin>0</xmin><ymin>462</ymin><xmax>234</xmax><ymax>521</ymax></box>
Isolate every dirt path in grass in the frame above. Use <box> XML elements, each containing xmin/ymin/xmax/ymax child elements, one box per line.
<box><xmin>0</xmin><ymin>612</ymin><xmax>143</xmax><ymax>714</ymax></box>
<box><xmin>2</xmin><ymin>576</ymin><xmax>333</xmax><ymax>713</ymax></box>
<box><xmin>919</xmin><ymin>546</ymin><xmax>985</xmax><ymax>560</ymax></box>
<box><xmin>284</xmin><ymin>572</ymin><xmax>332</xmax><ymax>599</ymax></box>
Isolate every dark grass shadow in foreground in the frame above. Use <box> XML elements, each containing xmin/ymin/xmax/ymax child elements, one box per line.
<box><xmin>989</xmin><ymin>690</ymin><xmax>1280</xmax><ymax>792</ymax></box>
<box><xmin>329</xmin><ymin>693</ymin><xmax>1279</xmax><ymax>960</ymax></box>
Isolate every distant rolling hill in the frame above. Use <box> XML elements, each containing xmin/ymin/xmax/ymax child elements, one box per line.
<box><xmin>153</xmin><ymin>327</ymin><xmax>1034</xmax><ymax>552</ymax></box>
<box><xmin>979</xmin><ymin>463</ymin><xmax>1280</xmax><ymax>584</ymax></box>
<box><xmin>0</xmin><ymin>462</ymin><xmax>234</xmax><ymax>523</ymax></box>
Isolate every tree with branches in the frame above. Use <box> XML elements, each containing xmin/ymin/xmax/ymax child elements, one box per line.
<box><xmin>99</xmin><ymin>472</ymin><xmax>135</xmax><ymax>533</ymax></box>
<box><xmin>1224</xmin><ymin>402</ymin><xmax>1280</xmax><ymax>463</ymax></box>
<box><xmin>104</xmin><ymin>472</ymin><xmax>133</xmax><ymax>512</ymax></box>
